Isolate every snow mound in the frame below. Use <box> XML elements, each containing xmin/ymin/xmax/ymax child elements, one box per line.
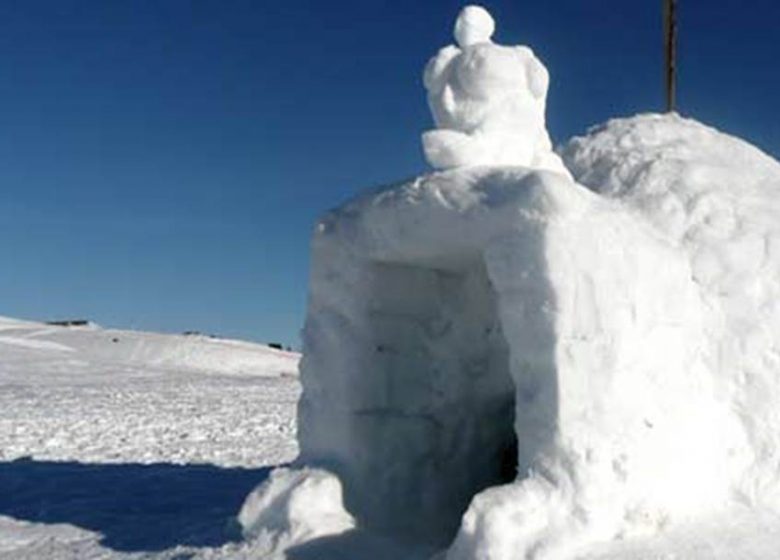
<box><xmin>422</xmin><ymin>5</ymin><xmax>569</xmax><ymax>177</ymax></box>
<box><xmin>238</xmin><ymin>468</ymin><xmax>355</xmax><ymax>556</ymax></box>
<box><xmin>562</xmin><ymin>113</ymin><xmax>780</xmax><ymax>508</ymax></box>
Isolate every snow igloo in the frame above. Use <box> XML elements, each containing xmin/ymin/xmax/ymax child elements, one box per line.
<box><xmin>238</xmin><ymin>5</ymin><xmax>780</xmax><ymax>560</ymax></box>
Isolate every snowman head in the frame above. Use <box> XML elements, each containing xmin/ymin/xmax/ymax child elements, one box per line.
<box><xmin>454</xmin><ymin>5</ymin><xmax>495</xmax><ymax>48</ymax></box>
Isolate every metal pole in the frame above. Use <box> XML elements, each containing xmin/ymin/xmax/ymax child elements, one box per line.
<box><xmin>664</xmin><ymin>0</ymin><xmax>678</xmax><ymax>112</ymax></box>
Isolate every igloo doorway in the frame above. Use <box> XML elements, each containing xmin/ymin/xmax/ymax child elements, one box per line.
<box><xmin>294</xmin><ymin>170</ymin><xmax>571</xmax><ymax>551</ymax></box>
<box><xmin>341</xmin><ymin>259</ymin><xmax>524</xmax><ymax>545</ymax></box>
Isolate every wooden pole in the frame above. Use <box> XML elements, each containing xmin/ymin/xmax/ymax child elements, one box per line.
<box><xmin>664</xmin><ymin>0</ymin><xmax>678</xmax><ymax>112</ymax></box>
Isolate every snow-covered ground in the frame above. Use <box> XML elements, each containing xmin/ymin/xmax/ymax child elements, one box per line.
<box><xmin>4</xmin><ymin>316</ymin><xmax>780</xmax><ymax>560</ymax></box>
<box><xmin>0</xmin><ymin>316</ymin><xmax>301</xmax><ymax>559</ymax></box>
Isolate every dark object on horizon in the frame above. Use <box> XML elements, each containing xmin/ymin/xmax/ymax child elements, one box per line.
<box><xmin>183</xmin><ymin>331</ymin><xmax>219</xmax><ymax>338</ymax></box>
<box><xmin>46</xmin><ymin>319</ymin><xmax>89</xmax><ymax>327</ymax></box>
<box><xmin>268</xmin><ymin>342</ymin><xmax>283</xmax><ymax>350</ymax></box>
<box><xmin>663</xmin><ymin>0</ymin><xmax>678</xmax><ymax>112</ymax></box>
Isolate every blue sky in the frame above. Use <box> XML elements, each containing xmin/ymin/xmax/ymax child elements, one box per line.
<box><xmin>1</xmin><ymin>0</ymin><xmax>778</xmax><ymax>347</ymax></box>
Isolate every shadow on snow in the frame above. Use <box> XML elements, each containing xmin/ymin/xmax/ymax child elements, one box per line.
<box><xmin>0</xmin><ymin>458</ymin><xmax>274</xmax><ymax>552</ymax></box>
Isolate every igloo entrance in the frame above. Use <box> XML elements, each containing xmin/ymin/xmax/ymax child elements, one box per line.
<box><xmin>345</xmin><ymin>259</ymin><xmax>519</xmax><ymax>545</ymax></box>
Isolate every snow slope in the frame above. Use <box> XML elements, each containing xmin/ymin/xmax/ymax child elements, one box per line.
<box><xmin>0</xmin><ymin>315</ymin><xmax>299</xmax><ymax>379</ymax></box>
<box><xmin>0</xmin><ymin>316</ymin><xmax>299</xmax><ymax>465</ymax></box>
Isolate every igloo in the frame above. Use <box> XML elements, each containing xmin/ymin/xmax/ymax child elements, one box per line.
<box><xmin>239</xmin><ymin>5</ymin><xmax>780</xmax><ymax>560</ymax></box>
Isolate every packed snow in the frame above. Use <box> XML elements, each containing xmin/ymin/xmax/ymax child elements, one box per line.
<box><xmin>238</xmin><ymin>5</ymin><xmax>780</xmax><ymax>560</ymax></box>
<box><xmin>561</xmin><ymin>113</ymin><xmax>780</xmax><ymax>511</ymax></box>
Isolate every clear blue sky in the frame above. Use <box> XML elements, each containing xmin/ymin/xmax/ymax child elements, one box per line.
<box><xmin>1</xmin><ymin>0</ymin><xmax>777</xmax><ymax>347</ymax></box>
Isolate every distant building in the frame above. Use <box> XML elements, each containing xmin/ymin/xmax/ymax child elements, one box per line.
<box><xmin>46</xmin><ymin>319</ymin><xmax>90</xmax><ymax>327</ymax></box>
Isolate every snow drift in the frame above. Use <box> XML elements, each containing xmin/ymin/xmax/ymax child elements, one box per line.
<box><xmin>239</xmin><ymin>5</ymin><xmax>780</xmax><ymax>560</ymax></box>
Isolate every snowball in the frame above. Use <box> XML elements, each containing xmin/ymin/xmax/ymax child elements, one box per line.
<box><xmin>454</xmin><ymin>5</ymin><xmax>495</xmax><ymax>47</ymax></box>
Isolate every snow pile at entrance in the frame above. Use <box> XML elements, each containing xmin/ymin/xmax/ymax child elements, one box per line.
<box><xmin>238</xmin><ymin>468</ymin><xmax>354</xmax><ymax>556</ymax></box>
<box><xmin>422</xmin><ymin>6</ymin><xmax>569</xmax><ymax>177</ymax></box>
<box><xmin>239</xmin><ymin>6</ymin><xmax>780</xmax><ymax>560</ymax></box>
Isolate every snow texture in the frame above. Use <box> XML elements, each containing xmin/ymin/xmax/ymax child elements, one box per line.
<box><xmin>422</xmin><ymin>6</ymin><xmax>569</xmax><ymax>177</ymax></box>
<box><xmin>0</xmin><ymin>317</ymin><xmax>299</xmax><ymax>466</ymax></box>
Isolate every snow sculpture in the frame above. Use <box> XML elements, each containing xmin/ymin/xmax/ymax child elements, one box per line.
<box><xmin>422</xmin><ymin>6</ymin><xmax>569</xmax><ymax>177</ymax></box>
<box><xmin>238</xmin><ymin>9</ymin><xmax>780</xmax><ymax>560</ymax></box>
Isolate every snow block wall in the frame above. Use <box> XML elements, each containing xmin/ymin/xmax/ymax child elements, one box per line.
<box><xmin>561</xmin><ymin>113</ymin><xmax>780</xmax><ymax>510</ymax></box>
<box><xmin>295</xmin><ymin>166</ymin><xmax>733</xmax><ymax>557</ymax></box>
<box><xmin>239</xmin><ymin>6</ymin><xmax>780</xmax><ymax>560</ymax></box>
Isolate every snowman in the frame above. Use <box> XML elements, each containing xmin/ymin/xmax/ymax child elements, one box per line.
<box><xmin>423</xmin><ymin>5</ymin><xmax>569</xmax><ymax>176</ymax></box>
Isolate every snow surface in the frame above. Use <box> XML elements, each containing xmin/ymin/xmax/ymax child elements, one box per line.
<box><xmin>0</xmin><ymin>316</ymin><xmax>301</xmax><ymax>558</ymax></box>
<box><xmin>0</xmin><ymin>316</ymin><xmax>299</xmax><ymax>466</ymax></box>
